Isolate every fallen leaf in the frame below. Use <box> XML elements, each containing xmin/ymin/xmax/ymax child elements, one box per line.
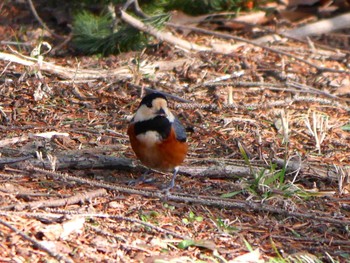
<box><xmin>229</xmin><ymin>249</ymin><xmax>263</xmax><ymax>263</ymax></box>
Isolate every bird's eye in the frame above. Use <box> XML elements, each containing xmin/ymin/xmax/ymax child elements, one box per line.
<box><xmin>145</xmin><ymin>101</ymin><xmax>153</xmax><ymax>108</ymax></box>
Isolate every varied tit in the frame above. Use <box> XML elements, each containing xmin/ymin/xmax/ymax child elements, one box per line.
<box><xmin>127</xmin><ymin>93</ymin><xmax>188</xmax><ymax>191</ymax></box>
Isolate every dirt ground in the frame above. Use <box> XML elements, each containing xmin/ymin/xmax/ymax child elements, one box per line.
<box><xmin>1</xmin><ymin>2</ymin><xmax>350</xmax><ymax>262</ymax></box>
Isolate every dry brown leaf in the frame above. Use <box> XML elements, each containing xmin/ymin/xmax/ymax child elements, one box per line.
<box><xmin>228</xmin><ymin>249</ymin><xmax>263</xmax><ymax>263</ymax></box>
<box><xmin>41</xmin><ymin>217</ymin><xmax>85</xmax><ymax>240</ymax></box>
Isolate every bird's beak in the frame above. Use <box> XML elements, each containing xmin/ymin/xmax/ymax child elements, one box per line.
<box><xmin>156</xmin><ymin>108</ymin><xmax>167</xmax><ymax>117</ymax></box>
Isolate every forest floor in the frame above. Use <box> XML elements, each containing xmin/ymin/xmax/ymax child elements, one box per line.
<box><xmin>1</xmin><ymin>2</ymin><xmax>350</xmax><ymax>263</ymax></box>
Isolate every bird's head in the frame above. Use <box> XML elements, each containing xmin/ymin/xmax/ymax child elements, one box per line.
<box><xmin>132</xmin><ymin>93</ymin><xmax>174</xmax><ymax>123</ymax></box>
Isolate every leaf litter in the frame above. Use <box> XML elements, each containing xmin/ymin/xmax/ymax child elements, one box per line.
<box><xmin>0</xmin><ymin>2</ymin><xmax>350</xmax><ymax>262</ymax></box>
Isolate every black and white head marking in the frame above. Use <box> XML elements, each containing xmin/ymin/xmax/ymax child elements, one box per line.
<box><xmin>132</xmin><ymin>93</ymin><xmax>186</xmax><ymax>146</ymax></box>
<box><xmin>132</xmin><ymin>93</ymin><xmax>175</xmax><ymax>123</ymax></box>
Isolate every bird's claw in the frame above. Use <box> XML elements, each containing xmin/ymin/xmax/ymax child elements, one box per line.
<box><xmin>127</xmin><ymin>176</ymin><xmax>155</xmax><ymax>186</ymax></box>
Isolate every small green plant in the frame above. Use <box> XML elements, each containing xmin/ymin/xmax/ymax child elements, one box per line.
<box><xmin>246</xmin><ymin>162</ymin><xmax>287</xmax><ymax>199</ymax></box>
<box><xmin>139</xmin><ymin>211</ymin><xmax>159</xmax><ymax>222</ymax></box>
<box><xmin>182</xmin><ymin>210</ymin><xmax>203</xmax><ymax>225</ymax></box>
<box><xmin>162</xmin><ymin>202</ymin><xmax>175</xmax><ymax>210</ymax></box>
<box><xmin>221</xmin><ymin>190</ymin><xmax>242</xmax><ymax>198</ymax></box>
<box><xmin>269</xmin><ymin>238</ymin><xmax>288</xmax><ymax>263</ymax></box>
<box><xmin>215</xmin><ymin>218</ymin><xmax>239</xmax><ymax>233</ymax></box>
<box><xmin>231</xmin><ymin>140</ymin><xmax>309</xmax><ymax>200</ymax></box>
<box><xmin>228</xmin><ymin>114</ymin><xmax>315</xmax><ymax>200</ymax></box>
<box><xmin>178</xmin><ymin>239</ymin><xmax>216</xmax><ymax>251</ymax></box>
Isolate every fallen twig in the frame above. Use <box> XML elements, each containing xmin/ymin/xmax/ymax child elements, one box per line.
<box><xmin>0</xmin><ymin>51</ymin><xmax>193</xmax><ymax>80</ymax></box>
<box><xmin>283</xmin><ymin>12</ymin><xmax>350</xmax><ymax>40</ymax></box>
<box><xmin>0</xmin><ymin>217</ymin><xmax>74</xmax><ymax>263</ymax></box>
<box><xmin>0</xmin><ymin>210</ymin><xmax>189</xmax><ymax>240</ymax></box>
<box><xmin>271</xmin><ymin>235</ymin><xmax>350</xmax><ymax>246</ymax></box>
<box><xmin>1</xmin><ymin>188</ymin><xmax>108</xmax><ymax>211</ymax></box>
<box><xmin>190</xmin><ymin>80</ymin><xmax>341</xmax><ymax>100</ymax></box>
<box><xmin>166</xmin><ymin>23</ymin><xmax>350</xmax><ymax>74</ymax></box>
<box><xmin>2</xmin><ymin>147</ymin><xmax>343</xmax><ymax>182</ymax></box>
<box><xmin>176</xmin><ymin>96</ymin><xmax>349</xmax><ymax>111</ymax></box>
<box><xmin>255</xmin><ymin>12</ymin><xmax>350</xmax><ymax>48</ymax></box>
<box><xmin>28</xmin><ymin>167</ymin><xmax>350</xmax><ymax>226</ymax></box>
<box><xmin>87</xmin><ymin>225</ymin><xmax>155</xmax><ymax>254</ymax></box>
<box><xmin>51</xmin><ymin>210</ymin><xmax>189</xmax><ymax>239</ymax></box>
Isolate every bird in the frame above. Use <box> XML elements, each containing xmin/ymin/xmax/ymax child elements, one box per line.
<box><xmin>127</xmin><ymin>92</ymin><xmax>188</xmax><ymax>191</ymax></box>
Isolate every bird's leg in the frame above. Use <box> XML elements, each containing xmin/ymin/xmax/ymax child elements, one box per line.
<box><xmin>128</xmin><ymin>170</ymin><xmax>155</xmax><ymax>186</ymax></box>
<box><xmin>161</xmin><ymin>166</ymin><xmax>179</xmax><ymax>192</ymax></box>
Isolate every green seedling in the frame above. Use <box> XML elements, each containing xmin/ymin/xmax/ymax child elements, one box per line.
<box><xmin>182</xmin><ymin>211</ymin><xmax>203</xmax><ymax>225</ymax></box>
<box><xmin>215</xmin><ymin>218</ymin><xmax>239</xmax><ymax>234</ymax></box>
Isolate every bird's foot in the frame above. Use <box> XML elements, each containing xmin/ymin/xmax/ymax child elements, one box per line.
<box><xmin>160</xmin><ymin>167</ymin><xmax>179</xmax><ymax>193</ymax></box>
<box><xmin>160</xmin><ymin>181</ymin><xmax>175</xmax><ymax>194</ymax></box>
<box><xmin>127</xmin><ymin>172</ymin><xmax>155</xmax><ymax>186</ymax></box>
<box><xmin>128</xmin><ymin>177</ymin><xmax>155</xmax><ymax>186</ymax></box>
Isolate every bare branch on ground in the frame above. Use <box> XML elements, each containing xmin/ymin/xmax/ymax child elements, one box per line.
<box><xmin>20</xmin><ymin>167</ymin><xmax>349</xmax><ymax>227</ymax></box>
<box><xmin>1</xmin><ymin>189</ymin><xmax>108</xmax><ymax>211</ymax></box>
<box><xmin>166</xmin><ymin>23</ymin><xmax>350</xmax><ymax>74</ymax></box>
<box><xmin>283</xmin><ymin>12</ymin><xmax>350</xmax><ymax>40</ymax></box>
<box><xmin>0</xmin><ymin>51</ymin><xmax>193</xmax><ymax>80</ymax></box>
<box><xmin>0</xmin><ymin>217</ymin><xmax>74</xmax><ymax>263</ymax></box>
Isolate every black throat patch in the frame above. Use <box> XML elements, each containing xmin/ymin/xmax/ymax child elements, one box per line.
<box><xmin>134</xmin><ymin>116</ymin><xmax>171</xmax><ymax>140</ymax></box>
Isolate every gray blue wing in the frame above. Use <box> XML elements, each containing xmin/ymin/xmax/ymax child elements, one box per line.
<box><xmin>173</xmin><ymin>117</ymin><xmax>187</xmax><ymax>142</ymax></box>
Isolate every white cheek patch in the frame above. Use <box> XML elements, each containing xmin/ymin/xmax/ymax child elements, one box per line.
<box><xmin>136</xmin><ymin>131</ymin><xmax>162</xmax><ymax>147</ymax></box>
<box><xmin>133</xmin><ymin>106</ymin><xmax>151</xmax><ymax>122</ymax></box>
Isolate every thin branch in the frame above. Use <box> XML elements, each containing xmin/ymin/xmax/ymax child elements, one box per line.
<box><xmin>272</xmin><ymin>235</ymin><xmax>350</xmax><ymax>246</ymax></box>
<box><xmin>0</xmin><ymin>51</ymin><xmax>193</xmax><ymax>80</ymax></box>
<box><xmin>0</xmin><ymin>61</ymin><xmax>12</xmax><ymax>77</ymax></box>
<box><xmin>51</xmin><ymin>34</ymin><xmax>73</xmax><ymax>55</ymax></box>
<box><xmin>283</xmin><ymin>12</ymin><xmax>350</xmax><ymax>40</ymax></box>
<box><xmin>0</xmin><ymin>41</ymin><xmax>32</xmax><ymax>46</ymax></box>
<box><xmin>176</xmin><ymin>96</ymin><xmax>349</xmax><ymax>111</ymax></box>
<box><xmin>0</xmin><ymin>217</ymin><xmax>74</xmax><ymax>263</ymax></box>
<box><xmin>51</xmin><ymin>210</ymin><xmax>189</xmax><ymax>239</ymax></box>
<box><xmin>0</xmin><ymin>155</ymin><xmax>33</xmax><ymax>166</ymax></box>
<box><xmin>1</xmin><ymin>188</ymin><xmax>108</xmax><ymax>211</ymax></box>
<box><xmin>2</xmin><ymin>145</ymin><xmax>345</xmax><ymax>183</ymax></box>
<box><xmin>0</xmin><ymin>210</ymin><xmax>189</xmax><ymax>240</ymax></box>
<box><xmin>87</xmin><ymin>225</ymin><xmax>155</xmax><ymax>254</ymax></box>
<box><xmin>27</xmin><ymin>0</ymin><xmax>65</xmax><ymax>40</ymax></box>
<box><xmin>29</xmin><ymin>167</ymin><xmax>350</xmax><ymax>226</ymax></box>
<box><xmin>190</xmin><ymin>80</ymin><xmax>341</xmax><ymax>101</ymax></box>
<box><xmin>122</xmin><ymin>0</ymin><xmax>149</xmax><ymax>18</ymax></box>
<box><xmin>166</xmin><ymin>23</ymin><xmax>350</xmax><ymax>74</ymax></box>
